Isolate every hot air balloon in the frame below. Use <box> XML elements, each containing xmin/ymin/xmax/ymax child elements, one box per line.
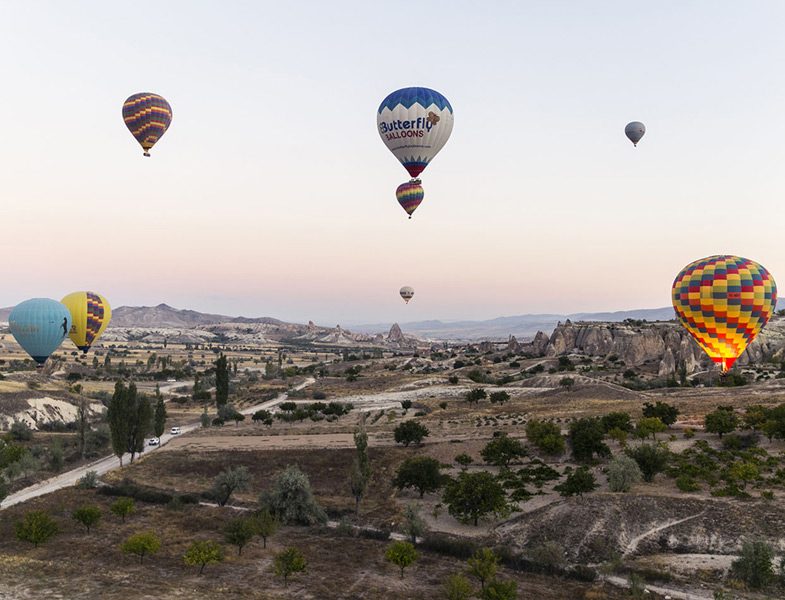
<box><xmin>400</xmin><ymin>286</ymin><xmax>415</xmax><ymax>304</ymax></box>
<box><xmin>672</xmin><ymin>255</ymin><xmax>777</xmax><ymax>373</ymax></box>
<box><xmin>378</xmin><ymin>87</ymin><xmax>453</xmax><ymax>178</ymax></box>
<box><xmin>625</xmin><ymin>121</ymin><xmax>645</xmax><ymax>147</ymax></box>
<box><xmin>61</xmin><ymin>291</ymin><xmax>112</xmax><ymax>354</ymax></box>
<box><xmin>122</xmin><ymin>93</ymin><xmax>173</xmax><ymax>156</ymax></box>
<box><xmin>396</xmin><ymin>180</ymin><xmax>424</xmax><ymax>218</ymax></box>
<box><xmin>9</xmin><ymin>298</ymin><xmax>71</xmax><ymax>365</ymax></box>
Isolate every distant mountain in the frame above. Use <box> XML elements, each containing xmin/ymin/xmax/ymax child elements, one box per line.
<box><xmin>352</xmin><ymin>307</ymin><xmax>678</xmax><ymax>340</ymax></box>
<box><xmin>110</xmin><ymin>304</ymin><xmax>285</xmax><ymax>328</ymax></box>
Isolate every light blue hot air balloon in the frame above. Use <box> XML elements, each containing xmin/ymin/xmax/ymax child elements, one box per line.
<box><xmin>9</xmin><ymin>298</ymin><xmax>72</xmax><ymax>365</ymax></box>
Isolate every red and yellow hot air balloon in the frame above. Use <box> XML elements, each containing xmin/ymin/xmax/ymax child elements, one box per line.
<box><xmin>672</xmin><ymin>255</ymin><xmax>777</xmax><ymax>372</ymax></box>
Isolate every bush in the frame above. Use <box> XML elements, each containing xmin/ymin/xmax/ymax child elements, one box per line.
<box><xmin>675</xmin><ymin>475</ymin><xmax>700</xmax><ymax>492</ymax></box>
<box><xmin>419</xmin><ymin>533</ymin><xmax>478</xmax><ymax>559</ymax></box>
<box><xmin>465</xmin><ymin>388</ymin><xmax>487</xmax><ymax>403</ymax></box>
<box><xmin>10</xmin><ymin>420</ymin><xmax>33</xmax><ymax>441</ymax></box>
<box><xmin>76</xmin><ymin>470</ymin><xmax>99</xmax><ymax>489</ymax></box>
<box><xmin>626</xmin><ymin>444</ymin><xmax>669</xmax><ymax>482</ymax></box>
<box><xmin>358</xmin><ymin>527</ymin><xmax>391</xmax><ymax>541</ymax></box>
<box><xmin>394</xmin><ymin>421</ymin><xmax>430</xmax><ymax>446</ymax></box>
<box><xmin>606</xmin><ymin>455</ymin><xmax>643</xmax><ymax>492</ymax></box>
<box><xmin>99</xmin><ymin>481</ymin><xmax>198</xmax><ymax>506</ymax></box>
<box><xmin>273</xmin><ymin>547</ymin><xmax>307</xmax><ymax>586</ymax></box>
<box><xmin>489</xmin><ymin>391</ymin><xmax>510</xmax><ymax>405</ymax></box>
<box><xmin>311</xmin><ymin>390</ymin><xmax>327</xmax><ymax>400</ymax></box>
<box><xmin>448</xmin><ymin>375</ymin><xmax>459</xmax><ymax>384</ymax></box>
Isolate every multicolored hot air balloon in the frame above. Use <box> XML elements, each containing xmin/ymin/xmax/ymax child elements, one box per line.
<box><xmin>61</xmin><ymin>291</ymin><xmax>112</xmax><ymax>354</ymax></box>
<box><xmin>122</xmin><ymin>93</ymin><xmax>173</xmax><ymax>156</ymax></box>
<box><xmin>400</xmin><ymin>286</ymin><xmax>415</xmax><ymax>304</ymax></box>
<box><xmin>672</xmin><ymin>255</ymin><xmax>777</xmax><ymax>372</ymax></box>
<box><xmin>9</xmin><ymin>298</ymin><xmax>71</xmax><ymax>365</ymax></box>
<box><xmin>625</xmin><ymin>121</ymin><xmax>645</xmax><ymax>147</ymax></box>
<box><xmin>378</xmin><ymin>87</ymin><xmax>453</xmax><ymax>178</ymax></box>
<box><xmin>396</xmin><ymin>180</ymin><xmax>424</xmax><ymax>218</ymax></box>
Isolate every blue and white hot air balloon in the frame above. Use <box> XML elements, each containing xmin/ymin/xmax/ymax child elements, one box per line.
<box><xmin>9</xmin><ymin>298</ymin><xmax>72</xmax><ymax>365</ymax></box>
<box><xmin>377</xmin><ymin>87</ymin><xmax>454</xmax><ymax>179</ymax></box>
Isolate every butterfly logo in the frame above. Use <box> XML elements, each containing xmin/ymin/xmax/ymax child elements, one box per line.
<box><xmin>426</xmin><ymin>111</ymin><xmax>440</xmax><ymax>126</ymax></box>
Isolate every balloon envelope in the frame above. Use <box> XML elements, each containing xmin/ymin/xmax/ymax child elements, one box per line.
<box><xmin>400</xmin><ymin>286</ymin><xmax>415</xmax><ymax>303</ymax></box>
<box><xmin>396</xmin><ymin>180</ymin><xmax>424</xmax><ymax>218</ymax></box>
<box><xmin>672</xmin><ymin>255</ymin><xmax>777</xmax><ymax>372</ymax></box>
<box><xmin>123</xmin><ymin>93</ymin><xmax>173</xmax><ymax>156</ymax></box>
<box><xmin>625</xmin><ymin>121</ymin><xmax>645</xmax><ymax>146</ymax></box>
<box><xmin>9</xmin><ymin>298</ymin><xmax>71</xmax><ymax>364</ymax></box>
<box><xmin>378</xmin><ymin>87</ymin><xmax>453</xmax><ymax>178</ymax></box>
<box><xmin>61</xmin><ymin>291</ymin><xmax>112</xmax><ymax>354</ymax></box>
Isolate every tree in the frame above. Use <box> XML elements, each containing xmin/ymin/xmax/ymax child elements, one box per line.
<box><xmin>729</xmin><ymin>461</ymin><xmax>759</xmax><ymax>490</ymax></box>
<box><xmin>443</xmin><ymin>574</ymin><xmax>473</xmax><ymax>600</ymax></box>
<box><xmin>705</xmin><ymin>407</ymin><xmax>738</xmax><ymax>438</ymax></box>
<box><xmin>454</xmin><ymin>453</ymin><xmax>473</xmax><ymax>470</ymax></box>
<box><xmin>394</xmin><ymin>421</ymin><xmax>430</xmax><ymax>446</ymax></box>
<box><xmin>200</xmin><ymin>408</ymin><xmax>211</xmax><ymax>428</ymax></box>
<box><xmin>72</xmin><ymin>506</ymin><xmax>102</xmax><ymax>533</ymax></box>
<box><xmin>260</xmin><ymin>465</ymin><xmax>327</xmax><ymax>525</ymax></box>
<box><xmin>606</xmin><ymin>427</ymin><xmax>628</xmax><ymax>448</ymax></box>
<box><xmin>465</xmin><ymin>388</ymin><xmax>487</xmax><ymax>404</ymax></box>
<box><xmin>600</xmin><ymin>412</ymin><xmax>633</xmax><ymax>433</ymax></box>
<box><xmin>224</xmin><ymin>517</ymin><xmax>256</xmax><ymax>555</ymax></box>
<box><xmin>385</xmin><ymin>540</ymin><xmax>418</xmax><ymax>578</ymax></box>
<box><xmin>15</xmin><ymin>511</ymin><xmax>58</xmax><ymax>547</ymax></box>
<box><xmin>559</xmin><ymin>377</ymin><xmax>575</xmax><ymax>390</ymax></box>
<box><xmin>350</xmin><ymin>424</ymin><xmax>371</xmax><ymax>514</ymax></box>
<box><xmin>107</xmin><ymin>381</ymin><xmax>152</xmax><ymax>466</ymax></box>
<box><xmin>209</xmin><ymin>466</ymin><xmax>250</xmax><ymax>506</ymax></box>
<box><xmin>273</xmin><ymin>547</ymin><xmax>307</xmax><ymax>586</ymax></box>
<box><xmin>443</xmin><ymin>471</ymin><xmax>509</xmax><ymax>526</ymax></box>
<box><xmin>481</xmin><ymin>434</ymin><xmax>527</xmax><ymax>468</ymax></box>
<box><xmin>252</xmin><ymin>409</ymin><xmax>272</xmax><ymax>423</ymax></box>
<box><xmin>215</xmin><ymin>353</ymin><xmax>229</xmax><ymax>407</ymax></box>
<box><xmin>636</xmin><ymin>417</ymin><xmax>667</xmax><ymax>440</ymax></box>
<box><xmin>554</xmin><ymin>466</ymin><xmax>597</xmax><ymax>498</ymax></box>
<box><xmin>525</xmin><ymin>420</ymin><xmax>565</xmax><ymax>455</ymax></box>
<box><xmin>606</xmin><ymin>455</ymin><xmax>642</xmax><ymax>492</ymax></box>
<box><xmin>183</xmin><ymin>540</ymin><xmax>224</xmax><ymax>575</ymax></box>
<box><xmin>403</xmin><ymin>504</ymin><xmax>426</xmax><ymax>544</ymax></box>
<box><xmin>482</xmin><ymin>579</ymin><xmax>518</xmax><ymax>600</ymax></box>
<box><xmin>401</xmin><ymin>399</ymin><xmax>413</xmax><ymax>411</ymax></box>
<box><xmin>568</xmin><ymin>418</ymin><xmax>610</xmax><ymax>463</ymax></box>
<box><xmin>121</xmin><ymin>532</ymin><xmax>161</xmax><ymax>564</ymax></box>
<box><xmin>467</xmin><ymin>547</ymin><xmax>498</xmax><ymax>590</ymax></box>
<box><xmin>489</xmin><ymin>391</ymin><xmax>510</xmax><ymax>405</ymax></box>
<box><xmin>77</xmin><ymin>398</ymin><xmax>89</xmax><ymax>459</ymax></box>
<box><xmin>0</xmin><ymin>476</ymin><xmax>7</xmax><ymax>504</ymax></box>
<box><xmin>393</xmin><ymin>456</ymin><xmax>443</xmax><ymax>498</ymax></box>
<box><xmin>730</xmin><ymin>539</ymin><xmax>775</xmax><ymax>589</ymax></box>
<box><xmin>153</xmin><ymin>392</ymin><xmax>167</xmax><ymax>439</ymax></box>
<box><xmin>110</xmin><ymin>497</ymin><xmax>135</xmax><ymax>522</ymax></box>
<box><xmin>642</xmin><ymin>401</ymin><xmax>679</xmax><ymax>426</ymax></box>
<box><xmin>626</xmin><ymin>443</ymin><xmax>669</xmax><ymax>482</ymax></box>
<box><xmin>252</xmin><ymin>508</ymin><xmax>278</xmax><ymax>548</ymax></box>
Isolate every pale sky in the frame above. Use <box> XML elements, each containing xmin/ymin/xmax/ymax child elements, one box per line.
<box><xmin>1</xmin><ymin>1</ymin><xmax>784</xmax><ymax>325</ymax></box>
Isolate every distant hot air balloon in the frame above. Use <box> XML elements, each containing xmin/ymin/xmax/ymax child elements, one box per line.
<box><xmin>400</xmin><ymin>286</ymin><xmax>415</xmax><ymax>304</ymax></box>
<box><xmin>122</xmin><ymin>93</ymin><xmax>173</xmax><ymax>156</ymax></box>
<box><xmin>396</xmin><ymin>180</ymin><xmax>424</xmax><ymax>218</ymax></box>
<box><xmin>61</xmin><ymin>291</ymin><xmax>112</xmax><ymax>354</ymax></box>
<box><xmin>672</xmin><ymin>255</ymin><xmax>777</xmax><ymax>373</ymax></box>
<box><xmin>625</xmin><ymin>121</ymin><xmax>645</xmax><ymax>147</ymax></box>
<box><xmin>9</xmin><ymin>298</ymin><xmax>71</xmax><ymax>365</ymax></box>
<box><xmin>378</xmin><ymin>87</ymin><xmax>453</xmax><ymax>178</ymax></box>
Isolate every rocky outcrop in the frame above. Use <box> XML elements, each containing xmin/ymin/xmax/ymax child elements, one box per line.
<box><xmin>387</xmin><ymin>323</ymin><xmax>404</xmax><ymax>343</ymax></box>
<box><xmin>540</xmin><ymin>317</ymin><xmax>785</xmax><ymax>374</ymax></box>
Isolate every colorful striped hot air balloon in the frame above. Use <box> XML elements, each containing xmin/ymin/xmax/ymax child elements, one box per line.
<box><xmin>9</xmin><ymin>298</ymin><xmax>71</xmax><ymax>365</ymax></box>
<box><xmin>672</xmin><ymin>255</ymin><xmax>777</xmax><ymax>373</ymax></box>
<box><xmin>396</xmin><ymin>180</ymin><xmax>424</xmax><ymax>218</ymax></box>
<box><xmin>377</xmin><ymin>87</ymin><xmax>453</xmax><ymax>178</ymax></box>
<box><xmin>61</xmin><ymin>291</ymin><xmax>112</xmax><ymax>354</ymax></box>
<box><xmin>122</xmin><ymin>93</ymin><xmax>173</xmax><ymax>156</ymax></box>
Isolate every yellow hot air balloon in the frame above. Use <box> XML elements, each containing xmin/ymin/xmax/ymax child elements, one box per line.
<box><xmin>672</xmin><ymin>255</ymin><xmax>777</xmax><ymax>372</ymax></box>
<box><xmin>61</xmin><ymin>291</ymin><xmax>112</xmax><ymax>354</ymax></box>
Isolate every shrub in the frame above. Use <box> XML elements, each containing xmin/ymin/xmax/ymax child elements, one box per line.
<box><xmin>121</xmin><ymin>532</ymin><xmax>161</xmax><ymax>564</ymax></box>
<box><xmin>489</xmin><ymin>391</ymin><xmax>510</xmax><ymax>405</ymax></box>
<box><xmin>183</xmin><ymin>540</ymin><xmax>224</xmax><ymax>575</ymax></box>
<box><xmin>420</xmin><ymin>533</ymin><xmax>478</xmax><ymax>559</ymax></box>
<box><xmin>358</xmin><ymin>527</ymin><xmax>391</xmax><ymax>541</ymax></box>
<box><xmin>394</xmin><ymin>421</ymin><xmax>430</xmax><ymax>446</ymax></box>
<box><xmin>76</xmin><ymin>470</ymin><xmax>99</xmax><ymax>489</ymax></box>
<box><xmin>273</xmin><ymin>547</ymin><xmax>307</xmax><ymax>586</ymax></box>
<box><xmin>466</xmin><ymin>388</ymin><xmax>487</xmax><ymax>403</ymax></box>
<box><xmin>730</xmin><ymin>539</ymin><xmax>775</xmax><ymax>589</ymax></box>
<box><xmin>481</xmin><ymin>434</ymin><xmax>527</xmax><ymax>467</ymax></box>
<box><xmin>311</xmin><ymin>390</ymin><xmax>327</xmax><ymax>400</ymax></box>
<box><xmin>606</xmin><ymin>455</ymin><xmax>642</xmax><ymax>492</ymax></box>
<box><xmin>626</xmin><ymin>444</ymin><xmax>669</xmax><ymax>482</ymax></box>
<box><xmin>9</xmin><ymin>420</ymin><xmax>33</xmax><ymax>441</ymax></box>
<box><xmin>676</xmin><ymin>475</ymin><xmax>700</xmax><ymax>492</ymax></box>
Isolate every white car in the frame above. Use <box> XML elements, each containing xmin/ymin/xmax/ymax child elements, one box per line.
<box><xmin>148</xmin><ymin>437</ymin><xmax>160</xmax><ymax>446</ymax></box>
<box><xmin>170</xmin><ymin>426</ymin><xmax>181</xmax><ymax>435</ymax></box>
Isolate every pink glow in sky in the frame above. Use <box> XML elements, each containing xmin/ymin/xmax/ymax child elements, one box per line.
<box><xmin>1</xmin><ymin>2</ymin><xmax>784</xmax><ymax>324</ymax></box>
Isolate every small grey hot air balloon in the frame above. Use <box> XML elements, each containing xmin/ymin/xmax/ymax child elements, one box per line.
<box><xmin>399</xmin><ymin>286</ymin><xmax>414</xmax><ymax>304</ymax></box>
<box><xmin>625</xmin><ymin>121</ymin><xmax>646</xmax><ymax>147</ymax></box>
